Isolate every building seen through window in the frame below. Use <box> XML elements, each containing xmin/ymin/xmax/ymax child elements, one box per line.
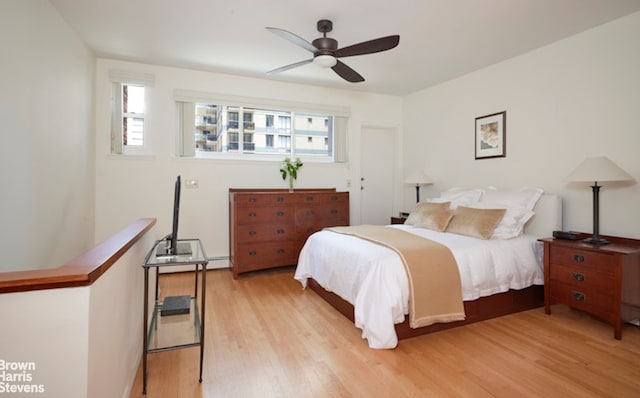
<box><xmin>122</xmin><ymin>84</ymin><xmax>144</xmax><ymax>146</ymax></box>
<box><xmin>192</xmin><ymin>104</ymin><xmax>333</xmax><ymax>158</ymax></box>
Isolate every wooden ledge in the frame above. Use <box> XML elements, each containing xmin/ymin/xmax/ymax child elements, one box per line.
<box><xmin>0</xmin><ymin>218</ymin><xmax>156</xmax><ymax>294</ymax></box>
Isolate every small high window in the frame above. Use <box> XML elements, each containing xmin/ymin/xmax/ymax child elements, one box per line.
<box><xmin>109</xmin><ymin>69</ymin><xmax>155</xmax><ymax>154</ymax></box>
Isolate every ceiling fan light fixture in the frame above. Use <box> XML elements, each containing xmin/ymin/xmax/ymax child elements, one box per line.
<box><xmin>314</xmin><ymin>54</ymin><xmax>337</xmax><ymax>68</ymax></box>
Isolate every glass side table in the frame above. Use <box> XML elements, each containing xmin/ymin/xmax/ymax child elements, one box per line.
<box><xmin>142</xmin><ymin>238</ymin><xmax>209</xmax><ymax>394</ymax></box>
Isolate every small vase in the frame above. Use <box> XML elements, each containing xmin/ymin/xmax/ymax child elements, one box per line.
<box><xmin>288</xmin><ymin>177</ymin><xmax>295</xmax><ymax>192</ymax></box>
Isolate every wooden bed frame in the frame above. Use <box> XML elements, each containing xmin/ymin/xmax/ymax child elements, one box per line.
<box><xmin>304</xmin><ymin>194</ymin><xmax>560</xmax><ymax>341</ymax></box>
<box><xmin>308</xmin><ymin>278</ymin><xmax>543</xmax><ymax>340</ymax></box>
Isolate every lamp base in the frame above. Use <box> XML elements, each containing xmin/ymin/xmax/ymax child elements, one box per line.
<box><xmin>582</xmin><ymin>237</ymin><xmax>610</xmax><ymax>245</ymax></box>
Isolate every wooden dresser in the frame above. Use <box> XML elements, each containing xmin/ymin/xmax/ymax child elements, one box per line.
<box><xmin>540</xmin><ymin>234</ymin><xmax>640</xmax><ymax>339</ymax></box>
<box><xmin>229</xmin><ymin>188</ymin><xmax>349</xmax><ymax>278</ymax></box>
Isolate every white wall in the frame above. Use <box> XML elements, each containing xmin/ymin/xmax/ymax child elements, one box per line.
<box><xmin>87</xmin><ymin>232</ymin><xmax>154</xmax><ymax>398</ymax></box>
<box><xmin>94</xmin><ymin>60</ymin><xmax>403</xmax><ymax>259</ymax></box>
<box><xmin>0</xmin><ymin>286</ymin><xmax>89</xmax><ymax>397</ymax></box>
<box><xmin>402</xmin><ymin>11</ymin><xmax>640</xmax><ymax>239</ymax></box>
<box><xmin>0</xmin><ymin>0</ymin><xmax>96</xmax><ymax>272</ymax></box>
<box><xmin>0</xmin><ymin>230</ymin><xmax>153</xmax><ymax>398</ymax></box>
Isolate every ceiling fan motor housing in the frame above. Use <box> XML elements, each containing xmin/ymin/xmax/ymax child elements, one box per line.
<box><xmin>312</xmin><ymin>37</ymin><xmax>338</xmax><ymax>55</ymax></box>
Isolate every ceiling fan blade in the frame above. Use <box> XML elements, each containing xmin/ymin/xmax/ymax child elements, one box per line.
<box><xmin>334</xmin><ymin>35</ymin><xmax>400</xmax><ymax>58</ymax></box>
<box><xmin>266</xmin><ymin>27</ymin><xmax>317</xmax><ymax>53</ymax></box>
<box><xmin>266</xmin><ymin>59</ymin><xmax>313</xmax><ymax>75</ymax></box>
<box><xmin>331</xmin><ymin>60</ymin><xmax>365</xmax><ymax>83</ymax></box>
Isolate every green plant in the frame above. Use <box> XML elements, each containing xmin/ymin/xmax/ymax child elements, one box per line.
<box><xmin>280</xmin><ymin>156</ymin><xmax>303</xmax><ymax>190</ymax></box>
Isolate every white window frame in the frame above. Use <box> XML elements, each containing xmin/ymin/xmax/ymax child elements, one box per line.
<box><xmin>109</xmin><ymin>70</ymin><xmax>155</xmax><ymax>155</ymax></box>
<box><xmin>174</xmin><ymin>90</ymin><xmax>350</xmax><ymax>163</ymax></box>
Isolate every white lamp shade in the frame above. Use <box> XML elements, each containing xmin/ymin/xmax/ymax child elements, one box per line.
<box><xmin>404</xmin><ymin>171</ymin><xmax>434</xmax><ymax>185</ymax></box>
<box><xmin>314</xmin><ymin>55</ymin><xmax>337</xmax><ymax>68</ymax></box>
<box><xmin>565</xmin><ymin>156</ymin><xmax>634</xmax><ymax>183</ymax></box>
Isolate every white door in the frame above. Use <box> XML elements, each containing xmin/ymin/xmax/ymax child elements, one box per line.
<box><xmin>360</xmin><ymin>126</ymin><xmax>395</xmax><ymax>225</ymax></box>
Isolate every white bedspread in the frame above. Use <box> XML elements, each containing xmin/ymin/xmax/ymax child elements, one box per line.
<box><xmin>294</xmin><ymin>224</ymin><xmax>544</xmax><ymax>349</ymax></box>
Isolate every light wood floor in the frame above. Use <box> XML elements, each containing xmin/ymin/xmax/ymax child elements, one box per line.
<box><xmin>130</xmin><ymin>267</ymin><xmax>640</xmax><ymax>397</ymax></box>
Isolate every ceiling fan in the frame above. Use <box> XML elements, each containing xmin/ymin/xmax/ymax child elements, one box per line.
<box><xmin>266</xmin><ymin>19</ymin><xmax>400</xmax><ymax>83</ymax></box>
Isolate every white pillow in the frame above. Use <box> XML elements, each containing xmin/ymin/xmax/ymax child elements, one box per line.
<box><xmin>473</xmin><ymin>203</ymin><xmax>534</xmax><ymax>239</ymax></box>
<box><xmin>429</xmin><ymin>188</ymin><xmax>482</xmax><ymax>209</ymax></box>
<box><xmin>474</xmin><ymin>187</ymin><xmax>543</xmax><ymax>239</ymax></box>
<box><xmin>480</xmin><ymin>186</ymin><xmax>543</xmax><ymax>211</ymax></box>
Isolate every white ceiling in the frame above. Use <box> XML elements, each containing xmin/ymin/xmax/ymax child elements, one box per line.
<box><xmin>49</xmin><ymin>0</ymin><xmax>640</xmax><ymax>96</ymax></box>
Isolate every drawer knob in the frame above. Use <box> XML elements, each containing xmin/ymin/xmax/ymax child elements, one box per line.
<box><xmin>331</xmin><ymin>209</ymin><xmax>338</xmax><ymax>214</ymax></box>
<box><xmin>307</xmin><ymin>227</ymin><xmax>314</xmax><ymax>233</ymax></box>
<box><xmin>277</xmin><ymin>197</ymin><xmax>285</xmax><ymax>202</ymax></box>
<box><xmin>331</xmin><ymin>196</ymin><xmax>338</xmax><ymax>201</ymax></box>
<box><xmin>277</xmin><ymin>248</ymin><xmax>285</xmax><ymax>254</ymax></box>
<box><xmin>306</xmin><ymin>196</ymin><xmax>314</xmax><ymax>201</ymax></box>
<box><xmin>572</xmin><ymin>254</ymin><xmax>585</xmax><ymax>263</ymax></box>
<box><xmin>249</xmin><ymin>212</ymin><xmax>257</xmax><ymax>217</ymax></box>
<box><xmin>572</xmin><ymin>291</ymin><xmax>585</xmax><ymax>301</ymax></box>
<box><xmin>306</xmin><ymin>210</ymin><xmax>314</xmax><ymax>215</ymax></box>
<box><xmin>277</xmin><ymin>229</ymin><xmax>285</xmax><ymax>234</ymax></box>
<box><xmin>248</xmin><ymin>250</ymin><xmax>257</xmax><ymax>256</ymax></box>
<box><xmin>277</xmin><ymin>211</ymin><xmax>285</xmax><ymax>216</ymax></box>
<box><xmin>572</xmin><ymin>272</ymin><xmax>585</xmax><ymax>282</ymax></box>
<box><xmin>249</xmin><ymin>198</ymin><xmax>256</xmax><ymax>203</ymax></box>
<box><xmin>249</xmin><ymin>230</ymin><xmax>257</xmax><ymax>236</ymax></box>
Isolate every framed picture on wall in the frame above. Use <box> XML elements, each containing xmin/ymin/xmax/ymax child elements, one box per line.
<box><xmin>475</xmin><ymin>111</ymin><xmax>506</xmax><ymax>159</ymax></box>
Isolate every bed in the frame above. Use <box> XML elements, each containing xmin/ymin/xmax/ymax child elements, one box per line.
<box><xmin>294</xmin><ymin>189</ymin><xmax>562</xmax><ymax>349</ymax></box>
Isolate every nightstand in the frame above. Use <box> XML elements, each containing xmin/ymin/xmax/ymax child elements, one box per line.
<box><xmin>540</xmin><ymin>234</ymin><xmax>640</xmax><ymax>339</ymax></box>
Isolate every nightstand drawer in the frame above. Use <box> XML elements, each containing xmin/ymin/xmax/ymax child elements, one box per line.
<box><xmin>550</xmin><ymin>282</ymin><xmax>615</xmax><ymax>320</ymax></box>
<box><xmin>550</xmin><ymin>246</ymin><xmax>615</xmax><ymax>275</ymax></box>
<box><xmin>549</xmin><ymin>264</ymin><xmax>615</xmax><ymax>292</ymax></box>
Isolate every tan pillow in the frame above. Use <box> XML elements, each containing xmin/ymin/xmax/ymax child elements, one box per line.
<box><xmin>446</xmin><ymin>206</ymin><xmax>506</xmax><ymax>239</ymax></box>
<box><xmin>405</xmin><ymin>202</ymin><xmax>453</xmax><ymax>231</ymax></box>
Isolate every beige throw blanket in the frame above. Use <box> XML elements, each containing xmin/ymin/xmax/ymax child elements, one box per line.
<box><xmin>326</xmin><ymin>225</ymin><xmax>465</xmax><ymax>328</ymax></box>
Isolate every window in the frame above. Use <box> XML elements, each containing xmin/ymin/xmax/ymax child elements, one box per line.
<box><xmin>182</xmin><ymin>104</ymin><xmax>334</xmax><ymax>157</ymax></box>
<box><xmin>174</xmin><ymin>90</ymin><xmax>349</xmax><ymax>162</ymax></box>
<box><xmin>112</xmin><ymin>83</ymin><xmax>145</xmax><ymax>152</ymax></box>
<box><xmin>122</xmin><ymin>84</ymin><xmax>145</xmax><ymax>146</ymax></box>
<box><xmin>278</xmin><ymin>135</ymin><xmax>291</xmax><ymax>149</ymax></box>
<box><xmin>109</xmin><ymin>70</ymin><xmax>154</xmax><ymax>154</ymax></box>
<box><xmin>277</xmin><ymin>115</ymin><xmax>291</xmax><ymax>129</ymax></box>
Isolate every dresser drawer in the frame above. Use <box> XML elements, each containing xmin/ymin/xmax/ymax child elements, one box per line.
<box><xmin>233</xmin><ymin>193</ymin><xmax>294</xmax><ymax>207</ymax></box>
<box><xmin>235</xmin><ymin>241</ymin><xmax>298</xmax><ymax>269</ymax></box>
<box><xmin>549</xmin><ymin>264</ymin><xmax>615</xmax><ymax>292</ymax></box>
<box><xmin>295</xmin><ymin>192</ymin><xmax>349</xmax><ymax>205</ymax></box>
<box><xmin>235</xmin><ymin>207</ymin><xmax>294</xmax><ymax>225</ymax></box>
<box><xmin>550</xmin><ymin>282</ymin><xmax>615</xmax><ymax>321</ymax></box>
<box><xmin>236</xmin><ymin>223</ymin><xmax>295</xmax><ymax>243</ymax></box>
<box><xmin>295</xmin><ymin>206</ymin><xmax>348</xmax><ymax>226</ymax></box>
<box><xmin>550</xmin><ymin>246</ymin><xmax>615</xmax><ymax>275</ymax></box>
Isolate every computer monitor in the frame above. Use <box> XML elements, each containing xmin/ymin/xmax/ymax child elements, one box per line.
<box><xmin>156</xmin><ymin>175</ymin><xmax>192</xmax><ymax>257</ymax></box>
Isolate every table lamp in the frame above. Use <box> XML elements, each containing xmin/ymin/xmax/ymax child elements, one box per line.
<box><xmin>565</xmin><ymin>156</ymin><xmax>634</xmax><ymax>245</ymax></box>
<box><xmin>404</xmin><ymin>171</ymin><xmax>434</xmax><ymax>203</ymax></box>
